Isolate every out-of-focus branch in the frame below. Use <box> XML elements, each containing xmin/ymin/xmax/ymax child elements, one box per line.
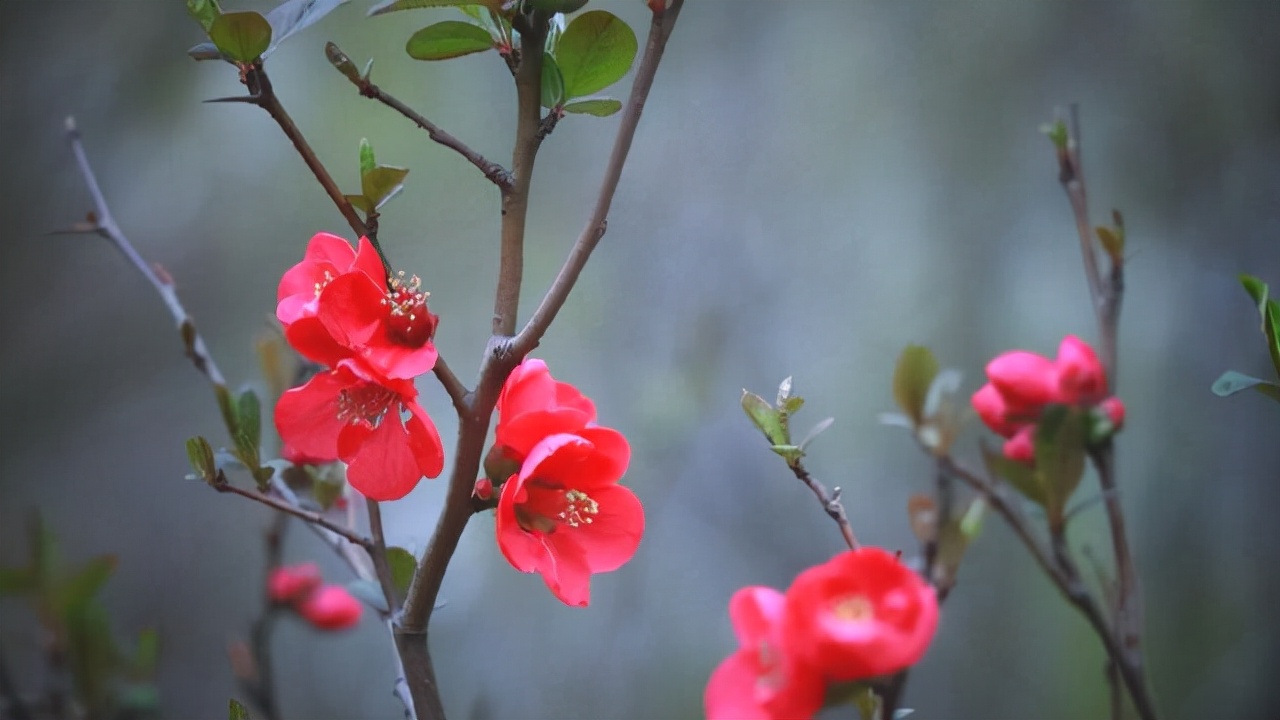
<box><xmin>511</xmin><ymin>0</ymin><xmax>685</xmax><ymax>357</ymax></box>
<box><xmin>235</xmin><ymin>513</ymin><xmax>288</xmax><ymax>720</ymax></box>
<box><xmin>62</xmin><ymin>116</ymin><xmax>227</xmax><ymax>388</ymax></box>
<box><xmin>790</xmin><ymin>460</ymin><xmax>859</xmax><ymax>551</ymax></box>
<box><xmin>326</xmin><ymin>43</ymin><xmax>512</xmax><ymax>191</ymax></box>
<box><xmin>212</xmin><ymin>478</ymin><xmax>374</xmax><ymax>551</ymax></box>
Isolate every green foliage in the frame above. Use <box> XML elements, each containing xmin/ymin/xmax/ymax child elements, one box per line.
<box><xmin>369</xmin><ymin>0</ymin><xmax>504</xmax><ymax>16</ymax></box>
<box><xmin>541</xmin><ymin>55</ymin><xmax>567</xmax><ymax>109</ymax></box>
<box><xmin>187</xmin><ymin>0</ymin><xmax>223</xmax><ymax>32</ymax></box>
<box><xmin>1213</xmin><ymin>274</ymin><xmax>1280</xmax><ymax>403</ymax></box>
<box><xmin>387</xmin><ymin>546</ymin><xmax>417</xmax><ymax>602</ymax></box>
<box><xmin>229</xmin><ymin>698</ymin><xmax>252</xmax><ymax>720</ymax></box>
<box><xmin>231</xmin><ymin>388</ymin><xmax>269</xmax><ymax>489</ymax></box>
<box><xmin>555</xmin><ymin>10</ymin><xmax>637</xmax><ymax>99</ymax></box>
<box><xmin>527</xmin><ymin>0</ymin><xmax>590</xmax><ymax>12</ymax></box>
<box><xmin>1040</xmin><ymin>118</ymin><xmax>1068</xmax><ymax>151</ymax></box>
<box><xmin>562</xmin><ymin>98</ymin><xmax>622</xmax><ymax>116</ymax></box>
<box><xmin>406</xmin><ymin>21</ymin><xmax>494</xmax><ymax>60</ymax></box>
<box><xmin>208</xmin><ymin>11</ymin><xmax>273</xmax><ymax>64</ymax></box>
<box><xmin>1033</xmin><ymin>405</ymin><xmax>1087</xmax><ymax>530</ymax></box>
<box><xmin>892</xmin><ymin>344</ymin><xmax>939</xmax><ymax>426</ymax></box>
<box><xmin>742</xmin><ymin>377</ymin><xmax>833</xmax><ymax>469</ymax></box>
<box><xmin>263</xmin><ymin>0</ymin><xmax>349</xmax><ymax>54</ymax></box>
<box><xmin>186</xmin><ymin>435</ymin><xmax>218</xmax><ymax>483</ymax></box>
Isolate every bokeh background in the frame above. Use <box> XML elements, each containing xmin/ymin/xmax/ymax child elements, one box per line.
<box><xmin>3</xmin><ymin>1</ymin><xmax>1280</xmax><ymax>718</ymax></box>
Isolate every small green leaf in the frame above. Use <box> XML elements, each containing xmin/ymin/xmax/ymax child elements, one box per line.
<box><xmin>370</xmin><ymin>0</ymin><xmax>503</xmax><ymax>16</ymax></box>
<box><xmin>387</xmin><ymin>547</ymin><xmax>416</xmax><ymax>601</ymax></box>
<box><xmin>562</xmin><ymin>98</ymin><xmax>622</xmax><ymax>116</ymax></box>
<box><xmin>1034</xmin><ymin>405</ymin><xmax>1087</xmax><ymax>529</ymax></box>
<box><xmin>187</xmin><ymin>0</ymin><xmax>223</xmax><ymax>32</ymax></box>
<box><xmin>769</xmin><ymin>444</ymin><xmax>803</xmax><ymax>466</ymax></box>
<box><xmin>131</xmin><ymin>628</ymin><xmax>160</xmax><ymax>679</ymax></box>
<box><xmin>361</xmin><ymin>166</ymin><xmax>410</xmax><ymax>210</ymax></box>
<box><xmin>1267</xmin><ymin>300</ymin><xmax>1280</xmax><ymax>377</ymax></box>
<box><xmin>263</xmin><ymin>0</ymin><xmax>349</xmax><ymax>55</ymax></box>
<box><xmin>1095</xmin><ymin>225</ymin><xmax>1123</xmax><ymax>262</ymax></box>
<box><xmin>346</xmin><ymin>579</ymin><xmax>389</xmax><ymax>613</ymax></box>
<box><xmin>742</xmin><ymin>390</ymin><xmax>789</xmax><ymax>446</ymax></box>
<box><xmin>236</xmin><ymin>390</ymin><xmax>262</xmax><ymax>451</ymax></box>
<box><xmin>214</xmin><ymin>384</ymin><xmax>238</xmax><ymax>439</ymax></box>
<box><xmin>981</xmin><ymin>442</ymin><xmax>1045</xmax><ymax>508</ymax></box>
<box><xmin>186</xmin><ymin>436</ymin><xmax>217</xmax><ymax>481</ymax></box>
<box><xmin>1212</xmin><ymin>370</ymin><xmax>1280</xmax><ymax>402</ymax></box>
<box><xmin>541</xmin><ymin>54</ymin><xmax>566</xmax><ymax>109</ymax></box>
<box><xmin>209</xmin><ymin>11</ymin><xmax>273</xmax><ymax>64</ymax></box>
<box><xmin>892</xmin><ymin>345</ymin><xmax>939</xmax><ymax>426</ymax></box>
<box><xmin>344</xmin><ymin>194</ymin><xmax>374</xmax><ymax>215</ymax></box>
<box><xmin>359</xmin><ymin>138</ymin><xmax>376</xmax><ymax>176</ymax></box>
<box><xmin>1040</xmin><ymin>119</ymin><xmax>1068</xmax><ymax>151</ymax></box>
<box><xmin>1240</xmin><ymin>273</ymin><xmax>1268</xmax><ymax>314</ymax></box>
<box><xmin>555</xmin><ymin>10</ymin><xmax>637</xmax><ymax>99</ymax></box>
<box><xmin>326</xmin><ymin>42</ymin><xmax>361</xmax><ymax>82</ymax></box>
<box><xmin>406</xmin><ymin>21</ymin><xmax>493</xmax><ymax>60</ymax></box>
<box><xmin>797</xmin><ymin>417</ymin><xmax>834</xmax><ymax>451</ymax></box>
<box><xmin>229</xmin><ymin>698</ymin><xmax>251</xmax><ymax>720</ymax></box>
<box><xmin>959</xmin><ymin>497</ymin><xmax>986</xmax><ymax>540</ymax></box>
<box><xmin>58</xmin><ymin>555</ymin><xmax>117</xmax><ymax>613</ymax></box>
<box><xmin>528</xmin><ymin>0</ymin><xmax>590</xmax><ymax>13</ymax></box>
<box><xmin>311</xmin><ymin>476</ymin><xmax>344</xmax><ymax>509</ymax></box>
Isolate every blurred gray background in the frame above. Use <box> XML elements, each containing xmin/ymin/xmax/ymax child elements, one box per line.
<box><xmin>3</xmin><ymin>1</ymin><xmax>1280</xmax><ymax>718</ymax></box>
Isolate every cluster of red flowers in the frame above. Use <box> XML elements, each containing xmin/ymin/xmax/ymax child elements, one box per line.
<box><xmin>486</xmin><ymin>359</ymin><xmax>644</xmax><ymax>607</ymax></box>
<box><xmin>273</xmin><ymin>233</ymin><xmax>445</xmax><ymax>501</ymax></box>
<box><xmin>971</xmin><ymin>335</ymin><xmax>1125</xmax><ymax>464</ymax></box>
<box><xmin>705</xmin><ymin>548</ymin><xmax>938</xmax><ymax>719</ymax></box>
<box><xmin>267</xmin><ymin>563</ymin><xmax>362</xmax><ymax>630</ymax></box>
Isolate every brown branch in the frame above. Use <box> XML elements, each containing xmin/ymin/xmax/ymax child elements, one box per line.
<box><xmin>212</xmin><ymin>479</ymin><xmax>374</xmax><ymax>551</ymax></box>
<box><xmin>366</xmin><ymin>500</ymin><xmax>400</xmax><ymax>616</ymax></box>
<box><xmin>789</xmin><ymin>460</ymin><xmax>859</xmax><ymax>551</ymax></box>
<box><xmin>63</xmin><ymin>117</ymin><xmax>228</xmax><ymax>388</ymax></box>
<box><xmin>326</xmin><ymin>43</ymin><xmax>512</xmax><ymax>191</ymax></box>
<box><xmin>511</xmin><ymin>0</ymin><xmax>685</xmax><ymax>357</ymax></box>
<box><xmin>432</xmin><ymin>356</ymin><xmax>470</xmax><ymax>415</ymax></box>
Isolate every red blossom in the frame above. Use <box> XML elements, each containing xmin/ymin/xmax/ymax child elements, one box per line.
<box><xmin>274</xmin><ymin>360</ymin><xmax>443</xmax><ymax>501</ymax></box>
<box><xmin>1101</xmin><ymin>396</ymin><xmax>1126</xmax><ymax>428</ymax></box>
<box><xmin>704</xmin><ymin>587</ymin><xmax>825</xmax><ymax>720</ymax></box>
<box><xmin>781</xmin><ymin>547</ymin><xmax>938</xmax><ymax>682</ymax></box>
<box><xmin>494</xmin><ymin>358</ymin><xmax>597</xmax><ymax>463</ymax></box>
<box><xmin>267</xmin><ymin>563</ymin><xmax>322</xmax><ymax>604</ymax></box>
<box><xmin>1002</xmin><ymin>425</ymin><xmax>1036</xmax><ymax>465</ymax></box>
<box><xmin>276</xmin><ymin>233</ymin><xmax>384</xmax><ymax>326</ymax></box>
<box><xmin>297</xmin><ymin>584</ymin><xmax>363</xmax><ymax>630</ymax></box>
<box><xmin>1056</xmin><ymin>335</ymin><xmax>1107</xmax><ymax>405</ymax></box>
<box><xmin>985</xmin><ymin>350</ymin><xmax>1060</xmax><ymax>408</ymax></box>
<box><xmin>495</xmin><ymin>432</ymin><xmax>641</xmax><ymax>607</ymax></box>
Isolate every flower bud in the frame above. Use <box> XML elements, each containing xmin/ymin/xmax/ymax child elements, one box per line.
<box><xmin>297</xmin><ymin>585</ymin><xmax>363</xmax><ymax>630</ymax></box>
<box><xmin>986</xmin><ymin>351</ymin><xmax>1060</xmax><ymax>408</ymax></box>
<box><xmin>1057</xmin><ymin>335</ymin><xmax>1107</xmax><ymax>405</ymax></box>
<box><xmin>1002</xmin><ymin>426</ymin><xmax>1036</xmax><ymax>465</ymax></box>
<box><xmin>472</xmin><ymin>477</ymin><xmax>494</xmax><ymax>501</ymax></box>
<box><xmin>1100</xmin><ymin>396</ymin><xmax>1125</xmax><ymax>429</ymax></box>
<box><xmin>267</xmin><ymin>563</ymin><xmax>323</xmax><ymax>604</ymax></box>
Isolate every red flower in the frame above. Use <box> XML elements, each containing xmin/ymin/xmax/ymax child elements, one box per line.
<box><xmin>705</xmin><ymin>587</ymin><xmax>825</xmax><ymax>720</ymax></box>
<box><xmin>494</xmin><ymin>358</ymin><xmax>597</xmax><ymax>463</ymax></box>
<box><xmin>781</xmin><ymin>547</ymin><xmax>938</xmax><ymax>682</ymax></box>
<box><xmin>1056</xmin><ymin>335</ymin><xmax>1107</xmax><ymax>405</ymax></box>
<box><xmin>267</xmin><ymin>563</ymin><xmax>322</xmax><ymax>604</ymax></box>
<box><xmin>1100</xmin><ymin>396</ymin><xmax>1126</xmax><ymax>429</ymax></box>
<box><xmin>274</xmin><ymin>360</ymin><xmax>443</xmax><ymax>501</ymax></box>
<box><xmin>1002</xmin><ymin>425</ymin><xmax>1036</xmax><ymax>465</ymax></box>
<box><xmin>985</xmin><ymin>350</ymin><xmax>1059</xmax><ymax>408</ymax></box>
<box><xmin>276</xmin><ymin>233</ymin><xmax>384</xmax><ymax>326</ymax></box>
<box><xmin>297</xmin><ymin>584</ymin><xmax>363</xmax><ymax>630</ymax></box>
<box><xmin>495</xmin><ymin>432</ymin><xmax>641</xmax><ymax>607</ymax></box>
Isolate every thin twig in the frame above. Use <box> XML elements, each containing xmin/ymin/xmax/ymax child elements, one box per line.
<box><xmin>511</xmin><ymin>0</ymin><xmax>685</xmax><ymax>357</ymax></box>
<box><xmin>432</xmin><ymin>356</ymin><xmax>470</xmax><ymax>414</ymax></box>
<box><xmin>63</xmin><ymin>116</ymin><xmax>227</xmax><ymax>388</ymax></box>
<box><xmin>326</xmin><ymin>43</ymin><xmax>512</xmax><ymax>191</ymax></box>
<box><xmin>366</xmin><ymin>500</ymin><xmax>400</xmax><ymax>616</ymax></box>
<box><xmin>212</xmin><ymin>480</ymin><xmax>375</xmax><ymax>550</ymax></box>
<box><xmin>789</xmin><ymin>460</ymin><xmax>859</xmax><ymax>551</ymax></box>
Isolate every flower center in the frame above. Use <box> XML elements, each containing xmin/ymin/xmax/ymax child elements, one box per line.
<box><xmin>313</xmin><ymin>269</ymin><xmax>335</xmax><ymax>298</ymax></box>
<box><xmin>830</xmin><ymin>594</ymin><xmax>875</xmax><ymax>622</ymax></box>
<box><xmin>514</xmin><ymin>485</ymin><xmax>600</xmax><ymax>534</ymax></box>
<box><xmin>381</xmin><ymin>271</ymin><xmax>435</xmax><ymax>348</ymax></box>
<box><xmin>335</xmin><ymin>383</ymin><xmax>396</xmax><ymax>428</ymax></box>
<box><xmin>558</xmin><ymin>489</ymin><xmax>599</xmax><ymax>527</ymax></box>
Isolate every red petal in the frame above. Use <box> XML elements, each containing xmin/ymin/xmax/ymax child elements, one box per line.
<box><xmin>284</xmin><ymin>316</ymin><xmax>353</xmax><ymax>367</ymax></box>
<box><xmin>496</xmin><ymin>477</ymin><xmax>542</xmax><ymax>574</ymax></box>
<box><xmin>297</xmin><ymin>584</ymin><xmax>362</xmax><ymax>630</ymax></box>
<box><xmin>536</xmin><ymin>533</ymin><xmax>592</xmax><ymax>606</ymax></box>
<box><xmin>572</xmin><ymin>483</ymin><xmax>643</xmax><ymax>573</ymax></box>
<box><xmin>317</xmin><ymin>272</ymin><xmax>386</xmax><ymax>351</ymax></box>
<box><xmin>704</xmin><ymin>651</ymin><xmax>772</xmax><ymax>720</ymax></box>
<box><xmin>363</xmin><ymin>341</ymin><xmax>439</xmax><ymax>382</ymax></box>
<box><xmin>353</xmin><ymin>236</ymin><xmax>388</xmax><ymax>286</ymax></box>
<box><xmin>274</xmin><ymin>371</ymin><xmax>349</xmax><ymax>460</ymax></box>
<box><xmin>729</xmin><ymin>586</ymin><xmax>787</xmax><ymax>647</ymax></box>
<box><xmin>405</xmin><ymin>399</ymin><xmax>445</xmax><ymax>478</ymax></box>
<box><xmin>986</xmin><ymin>351</ymin><xmax>1060</xmax><ymax>407</ymax></box>
<box><xmin>305</xmin><ymin>232</ymin><xmax>358</xmax><ymax>265</ymax></box>
<box><xmin>1057</xmin><ymin>334</ymin><xmax>1108</xmax><ymax>404</ymax></box>
<box><xmin>345</xmin><ymin>408</ymin><xmax>424</xmax><ymax>501</ymax></box>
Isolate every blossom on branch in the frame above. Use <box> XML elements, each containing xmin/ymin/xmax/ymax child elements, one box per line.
<box><xmin>267</xmin><ymin>563</ymin><xmax>362</xmax><ymax>631</ymax></box>
<box><xmin>267</xmin><ymin>562</ymin><xmax>322</xmax><ymax>604</ymax></box>
<box><xmin>494</xmin><ymin>358</ymin><xmax>597</xmax><ymax>462</ymax></box>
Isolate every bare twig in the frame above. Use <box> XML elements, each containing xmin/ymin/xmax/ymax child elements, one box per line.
<box><xmin>432</xmin><ymin>356</ymin><xmax>470</xmax><ymax>414</ymax></box>
<box><xmin>326</xmin><ymin>43</ymin><xmax>512</xmax><ymax>191</ymax></box>
<box><xmin>64</xmin><ymin>116</ymin><xmax>227</xmax><ymax>388</ymax></box>
<box><xmin>789</xmin><ymin>460</ymin><xmax>859</xmax><ymax>551</ymax></box>
<box><xmin>212</xmin><ymin>480</ymin><xmax>374</xmax><ymax>551</ymax></box>
<box><xmin>512</xmin><ymin>0</ymin><xmax>685</xmax><ymax>357</ymax></box>
<box><xmin>366</xmin><ymin>500</ymin><xmax>400</xmax><ymax>616</ymax></box>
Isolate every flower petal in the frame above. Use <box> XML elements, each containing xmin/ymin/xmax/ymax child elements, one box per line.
<box><xmin>274</xmin><ymin>370</ymin><xmax>349</xmax><ymax>460</ymax></box>
<box><xmin>405</xmin><ymin>398</ymin><xmax>445</xmax><ymax>479</ymax></box>
<box><xmin>572</xmin><ymin>483</ymin><xmax>643</xmax><ymax>573</ymax></box>
<box><xmin>345</xmin><ymin>409</ymin><xmax>424</xmax><ymax>501</ymax></box>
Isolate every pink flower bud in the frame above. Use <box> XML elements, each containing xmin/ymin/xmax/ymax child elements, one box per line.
<box><xmin>267</xmin><ymin>563</ymin><xmax>323</xmax><ymax>604</ymax></box>
<box><xmin>986</xmin><ymin>351</ymin><xmax>1060</xmax><ymax>408</ymax></box>
<box><xmin>972</xmin><ymin>382</ymin><xmax>1022</xmax><ymax>438</ymax></box>
<box><xmin>297</xmin><ymin>585</ymin><xmax>363</xmax><ymax>630</ymax></box>
<box><xmin>1100</xmin><ymin>396</ymin><xmax>1125</xmax><ymax>429</ymax></box>
<box><xmin>1056</xmin><ymin>335</ymin><xmax>1107</xmax><ymax>405</ymax></box>
<box><xmin>1002</xmin><ymin>425</ymin><xmax>1036</xmax><ymax>465</ymax></box>
<box><xmin>472</xmin><ymin>477</ymin><xmax>493</xmax><ymax>501</ymax></box>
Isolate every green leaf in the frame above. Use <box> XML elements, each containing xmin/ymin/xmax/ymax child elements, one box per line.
<box><xmin>0</xmin><ymin>567</ymin><xmax>35</xmax><ymax>595</ymax></box>
<box><xmin>214</xmin><ymin>384</ymin><xmax>238</xmax><ymax>439</ymax></box>
<box><xmin>1095</xmin><ymin>225</ymin><xmax>1123</xmax><ymax>262</ymax></box>
<box><xmin>208</xmin><ymin>11</ymin><xmax>273</xmax><ymax>64</ymax></box>
<box><xmin>406</xmin><ymin>21</ymin><xmax>493</xmax><ymax>60</ymax></box>
<box><xmin>58</xmin><ymin>555</ymin><xmax>117</xmax><ymax>613</ymax></box>
<box><xmin>361</xmin><ymin>166</ymin><xmax>410</xmax><ymax>210</ymax></box>
<box><xmin>529</xmin><ymin>0</ymin><xmax>590</xmax><ymax>12</ymax></box>
<box><xmin>1240</xmin><ymin>273</ymin><xmax>1268</xmax><ymax>313</ymax></box>
<box><xmin>741</xmin><ymin>390</ymin><xmax>789</xmax><ymax>447</ymax></box>
<box><xmin>561</xmin><ymin>98</ymin><xmax>622</xmax><ymax>116</ymax></box>
<box><xmin>892</xmin><ymin>344</ymin><xmax>939</xmax><ymax>426</ymax></box>
<box><xmin>311</xmin><ymin>476</ymin><xmax>344</xmax><ymax>509</ymax></box>
<box><xmin>981</xmin><ymin>442</ymin><xmax>1045</xmax><ymax>508</ymax></box>
<box><xmin>1034</xmin><ymin>405</ymin><xmax>1087</xmax><ymax>528</ymax></box>
<box><xmin>187</xmin><ymin>0</ymin><xmax>223</xmax><ymax>32</ymax></box>
<box><xmin>769</xmin><ymin>444</ymin><xmax>803</xmax><ymax>466</ymax></box>
<box><xmin>387</xmin><ymin>547</ymin><xmax>416</xmax><ymax>601</ymax></box>
<box><xmin>229</xmin><ymin>698</ymin><xmax>251</xmax><ymax>720</ymax></box>
<box><xmin>541</xmin><ymin>54</ymin><xmax>567</xmax><ymax>109</ymax></box>
<box><xmin>326</xmin><ymin>41</ymin><xmax>361</xmax><ymax>83</ymax></box>
<box><xmin>359</xmin><ymin>137</ymin><xmax>376</xmax><ymax>176</ymax></box>
<box><xmin>1040</xmin><ymin>119</ymin><xmax>1068</xmax><ymax>151</ymax></box>
<box><xmin>236</xmin><ymin>390</ymin><xmax>262</xmax><ymax>452</ymax></box>
<box><xmin>1211</xmin><ymin>370</ymin><xmax>1280</xmax><ymax>402</ymax></box>
<box><xmin>131</xmin><ymin>628</ymin><xmax>160</xmax><ymax>679</ymax></box>
<box><xmin>263</xmin><ymin>0</ymin><xmax>349</xmax><ymax>56</ymax></box>
<box><xmin>556</xmin><ymin>11</ymin><xmax>637</xmax><ymax>99</ymax></box>
<box><xmin>797</xmin><ymin>417</ymin><xmax>834</xmax><ymax>451</ymax></box>
<box><xmin>1238</xmin><ymin>274</ymin><xmax>1280</xmax><ymax>376</ymax></box>
<box><xmin>370</xmin><ymin>0</ymin><xmax>503</xmax><ymax>16</ymax></box>
<box><xmin>345</xmin><ymin>194</ymin><xmax>374</xmax><ymax>215</ymax></box>
<box><xmin>186</xmin><ymin>436</ymin><xmax>217</xmax><ymax>482</ymax></box>
<box><xmin>346</xmin><ymin>579</ymin><xmax>389</xmax><ymax>613</ymax></box>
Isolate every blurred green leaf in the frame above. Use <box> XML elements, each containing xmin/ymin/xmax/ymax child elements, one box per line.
<box><xmin>215</xmin><ymin>384</ymin><xmax>238</xmax><ymax>438</ymax></box>
<box><xmin>208</xmin><ymin>11</ymin><xmax>273</xmax><ymax>64</ymax></box>
<box><xmin>1240</xmin><ymin>273</ymin><xmax>1268</xmax><ymax>313</ymax></box>
<box><xmin>741</xmin><ymin>390</ymin><xmax>788</xmax><ymax>446</ymax></box>
<box><xmin>0</xmin><ymin>566</ymin><xmax>35</xmax><ymax>595</ymax></box>
<box><xmin>387</xmin><ymin>546</ymin><xmax>416</xmax><ymax>601</ymax></box>
<box><xmin>959</xmin><ymin>496</ymin><xmax>986</xmax><ymax>540</ymax></box>
<box><xmin>131</xmin><ymin>628</ymin><xmax>160</xmax><ymax>679</ymax></box>
<box><xmin>541</xmin><ymin>54</ymin><xmax>567</xmax><ymax>109</ymax></box>
<box><xmin>1040</xmin><ymin>119</ymin><xmax>1068</xmax><ymax>151</ymax></box>
<box><xmin>797</xmin><ymin>417</ymin><xmax>834</xmax><ymax>451</ymax></box>
<box><xmin>769</xmin><ymin>444</ymin><xmax>803</xmax><ymax>466</ymax></box>
<box><xmin>406</xmin><ymin>21</ymin><xmax>493</xmax><ymax>60</ymax></box>
<box><xmin>359</xmin><ymin>137</ymin><xmax>376</xmax><ymax>176</ymax></box>
<box><xmin>58</xmin><ymin>555</ymin><xmax>117</xmax><ymax>613</ymax></box>
<box><xmin>1034</xmin><ymin>405</ymin><xmax>1087</xmax><ymax>528</ymax></box>
<box><xmin>362</xmin><ymin>166</ymin><xmax>410</xmax><ymax>210</ymax></box>
<box><xmin>556</xmin><ymin>10</ymin><xmax>637</xmax><ymax>99</ymax></box>
<box><xmin>229</xmin><ymin>698</ymin><xmax>252</xmax><ymax>720</ymax></box>
<box><xmin>346</xmin><ymin>579</ymin><xmax>389</xmax><ymax>613</ymax></box>
<box><xmin>187</xmin><ymin>0</ymin><xmax>223</xmax><ymax>32</ymax></box>
<box><xmin>312</xmin><ymin>476</ymin><xmax>344</xmax><ymax>509</ymax></box>
<box><xmin>65</xmin><ymin>600</ymin><xmax>120</xmax><ymax>716</ymax></box>
<box><xmin>892</xmin><ymin>344</ymin><xmax>938</xmax><ymax>426</ymax></box>
<box><xmin>561</xmin><ymin>98</ymin><xmax>622</xmax><ymax>116</ymax></box>
<box><xmin>370</xmin><ymin>0</ymin><xmax>503</xmax><ymax>16</ymax></box>
<box><xmin>1211</xmin><ymin>371</ymin><xmax>1280</xmax><ymax>402</ymax></box>
<box><xmin>1095</xmin><ymin>225</ymin><xmax>1123</xmax><ymax>262</ymax></box>
<box><xmin>981</xmin><ymin>442</ymin><xmax>1045</xmax><ymax>508</ymax></box>
<box><xmin>263</xmin><ymin>0</ymin><xmax>348</xmax><ymax>56</ymax></box>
